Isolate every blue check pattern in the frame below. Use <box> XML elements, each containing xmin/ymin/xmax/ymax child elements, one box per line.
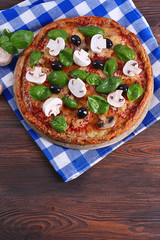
<box><xmin>0</xmin><ymin>0</ymin><xmax>160</xmax><ymax>182</ymax></box>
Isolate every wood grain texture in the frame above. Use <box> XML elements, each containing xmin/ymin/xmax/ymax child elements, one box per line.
<box><xmin>0</xmin><ymin>0</ymin><xmax>160</xmax><ymax>239</ymax></box>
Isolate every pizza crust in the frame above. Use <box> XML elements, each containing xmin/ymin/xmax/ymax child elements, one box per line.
<box><xmin>13</xmin><ymin>16</ymin><xmax>153</xmax><ymax>148</ymax></box>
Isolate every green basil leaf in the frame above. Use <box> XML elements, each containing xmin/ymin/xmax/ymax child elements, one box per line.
<box><xmin>127</xmin><ymin>84</ymin><xmax>143</xmax><ymax>101</ymax></box>
<box><xmin>62</xmin><ymin>96</ymin><xmax>77</xmax><ymax>109</ymax></box>
<box><xmin>114</xmin><ymin>44</ymin><xmax>135</xmax><ymax>62</ymax></box>
<box><xmin>30</xmin><ymin>50</ymin><xmax>42</xmax><ymax>68</ymax></box>
<box><xmin>47</xmin><ymin>71</ymin><xmax>69</xmax><ymax>86</ymax></box>
<box><xmin>1</xmin><ymin>41</ymin><xmax>18</xmax><ymax>54</ymax></box>
<box><xmin>29</xmin><ymin>85</ymin><xmax>51</xmax><ymax>100</ymax></box>
<box><xmin>10</xmin><ymin>30</ymin><xmax>34</xmax><ymax>49</ymax></box>
<box><xmin>103</xmin><ymin>58</ymin><xmax>117</xmax><ymax>76</ymax></box>
<box><xmin>3</xmin><ymin>29</ymin><xmax>14</xmax><ymax>38</ymax></box>
<box><xmin>50</xmin><ymin>116</ymin><xmax>67</xmax><ymax>132</ymax></box>
<box><xmin>70</xmin><ymin>69</ymin><xmax>90</xmax><ymax>80</ymax></box>
<box><xmin>47</xmin><ymin>29</ymin><xmax>69</xmax><ymax>41</ymax></box>
<box><xmin>86</xmin><ymin>74</ymin><xmax>102</xmax><ymax>85</ymax></box>
<box><xmin>96</xmin><ymin>77</ymin><xmax>122</xmax><ymax>94</ymax></box>
<box><xmin>88</xmin><ymin>95</ymin><xmax>109</xmax><ymax>114</ymax></box>
<box><xmin>0</xmin><ymin>36</ymin><xmax>9</xmax><ymax>46</ymax></box>
<box><xmin>59</xmin><ymin>48</ymin><xmax>73</xmax><ymax>67</ymax></box>
<box><xmin>78</xmin><ymin>25</ymin><xmax>105</xmax><ymax>37</ymax></box>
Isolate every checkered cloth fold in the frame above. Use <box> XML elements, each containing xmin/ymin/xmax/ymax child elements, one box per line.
<box><xmin>0</xmin><ymin>0</ymin><xmax>160</xmax><ymax>182</ymax></box>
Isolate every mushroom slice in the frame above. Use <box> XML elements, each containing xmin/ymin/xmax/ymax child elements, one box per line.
<box><xmin>0</xmin><ymin>82</ymin><xmax>3</xmax><ymax>95</ymax></box>
<box><xmin>73</xmin><ymin>49</ymin><xmax>91</xmax><ymax>67</ymax></box>
<box><xmin>91</xmin><ymin>34</ymin><xmax>106</xmax><ymax>54</ymax></box>
<box><xmin>43</xmin><ymin>97</ymin><xmax>62</xmax><ymax>117</ymax></box>
<box><xmin>0</xmin><ymin>47</ymin><xmax>12</xmax><ymax>66</ymax></box>
<box><xmin>97</xmin><ymin>115</ymin><xmax>115</xmax><ymax>129</ymax></box>
<box><xmin>46</xmin><ymin>37</ymin><xmax>65</xmax><ymax>56</ymax></box>
<box><xmin>123</xmin><ymin>60</ymin><xmax>142</xmax><ymax>77</ymax></box>
<box><xmin>26</xmin><ymin>67</ymin><xmax>47</xmax><ymax>84</ymax></box>
<box><xmin>68</xmin><ymin>78</ymin><xmax>86</xmax><ymax>98</ymax></box>
<box><xmin>107</xmin><ymin>90</ymin><xmax>125</xmax><ymax>108</ymax></box>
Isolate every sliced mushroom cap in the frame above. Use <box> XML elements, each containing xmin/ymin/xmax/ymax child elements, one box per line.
<box><xmin>68</xmin><ymin>78</ymin><xmax>86</xmax><ymax>98</ymax></box>
<box><xmin>0</xmin><ymin>82</ymin><xmax>3</xmax><ymax>95</ymax></box>
<box><xmin>46</xmin><ymin>37</ymin><xmax>65</xmax><ymax>56</ymax></box>
<box><xmin>0</xmin><ymin>47</ymin><xmax>12</xmax><ymax>66</ymax></box>
<box><xmin>73</xmin><ymin>49</ymin><xmax>91</xmax><ymax>67</ymax></box>
<box><xmin>123</xmin><ymin>60</ymin><xmax>142</xmax><ymax>77</ymax></box>
<box><xmin>26</xmin><ymin>67</ymin><xmax>47</xmax><ymax>84</ymax></box>
<box><xmin>91</xmin><ymin>34</ymin><xmax>106</xmax><ymax>54</ymax></box>
<box><xmin>107</xmin><ymin>90</ymin><xmax>125</xmax><ymax>108</ymax></box>
<box><xmin>43</xmin><ymin>97</ymin><xmax>62</xmax><ymax>117</ymax></box>
<box><xmin>97</xmin><ymin>115</ymin><xmax>115</xmax><ymax>129</ymax></box>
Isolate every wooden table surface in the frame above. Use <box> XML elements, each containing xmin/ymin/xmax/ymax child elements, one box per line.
<box><xmin>0</xmin><ymin>1</ymin><xmax>160</xmax><ymax>239</ymax></box>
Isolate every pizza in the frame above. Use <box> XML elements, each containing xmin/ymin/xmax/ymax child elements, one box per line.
<box><xmin>13</xmin><ymin>16</ymin><xmax>153</xmax><ymax>148</ymax></box>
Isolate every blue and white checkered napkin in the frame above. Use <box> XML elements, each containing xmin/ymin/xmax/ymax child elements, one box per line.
<box><xmin>0</xmin><ymin>0</ymin><xmax>160</xmax><ymax>182</ymax></box>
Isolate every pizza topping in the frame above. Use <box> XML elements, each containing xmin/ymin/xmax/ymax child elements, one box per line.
<box><xmin>114</xmin><ymin>44</ymin><xmax>135</xmax><ymax>62</ymax></box>
<box><xmin>103</xmin><ymin>58</ymin><xmax>117</xmax><ymax>76</ymax></box>
<box><xmin>97</xmin><ymin>115</ymin><xmax>115</xmax><ymax>129</ymax></box>
<box><xmin>68</xmin><ymin>78</ymin><xmax>86</xmax><ymax>98</ymax></box>
<box><xmin>62</xmin><ymin>96</ymin><xmax>77</xmax><ymax>109</ymax></box>
<box><xmin>106</xmin><ymin>38</ymin><xmax>113</xmax><ymax>49</ymax></box>
<box><xmin>77</xmin><ymin>107</ymin><xmax>88</xmax><ymax>119</ymax></box>
<box><xmin>127</xmin><ymin>84</ymin><xmax>143</xmax><ymax>101</ymax></box>
<box><xmin>71</xmin><ymin>35</ymin><xmax>81</xmax><ymax>46</ymax></box>
<box><xmin>70</xmin><ymin>69</ymin><xmax>90</xmax><ymax>80</ymax></box>
<box><xmin>73</xmin><ymin>49</ymin><xmax>91</xmax><ymax>67</ymax></box>
<box><xmin>107</xmin><ymin>90</ymin><xmax>125</xmax><ymax>107</ymax></box>
<box><xmin>50</xmin><ymin>116</ymin><xmax>67</xmax><ymax>132</ymax></box>
<box><xmin>96</xmin><ymin>76</ymin><xmax>122</xmax><ymax>94</ymax></box>
<box><xmin>47</xmin><ymin>29</ymin><xmax>69</xmax><ymax>41</ymax></box>
<box><xmin>47</xmin><ymin>71</ymin><xmax>69</xmax><ymax>86</ymax></box>
<box><xmin>0</xmin><ymin>35</ymin><xmax>18</xmax><ymax>54</ymax></box>
<box><xmin>78</xmin><ymin>25</ymin><xmax>105</xmax><ymax>37</ymax></box>
<box><xmin>0</xmin><ymin>30</ymin><xmax>34</xmax><ymax>55</ymax></box>
<box><xmin>30</xmin><ymin>50</ymin><xmax>42</xmax><ymax>68</ymax></box>
<box><xmin>123</xmin><ymin>60</ymin><xmax>142</xmax><ymax>76</ymax></box>
<box><xmin>29</xmin><ymin>85</ymin><xmax>51</xmax><ymax>100</ymax></box>
<box><xmin>86</xmin><ymin>73</ymin><xmax>101</xmax><ymax>85</ymax></box>
<box><xmin>10</xmin><ymin>30</ymin><xmax>34</xmax><ymax>49</ymax></box>
<box><xmin>117</xmin><ymin>84</ymin><xmax>129</xmax><ymax>94</ymax></box>
<box><xmin>43</xmin><ymin>97</ymin><xmax>62</xmax><ymax>117</ymax></box>
<box><xmin>59</xmin><ymin>48</ymin><xmax>73</xmax><ymax>67</ymax></box>
<box><xmin>91</xmin><ymin>34</ymin><xmax>106</xmax><ymax>53</ymax></box>
<box><xmin>0</xmin><ymin>47</ymin><xmax>12</xmax><ymax>66</ymax></box>
<box><xmin>46</xmin><ymin>37</ymin><xmax>65</xmax><ymax>56</ymax></box>
<box><xmin>50</xmin><ymin>84</ymin><xmax>61</xmax><ymax>94</ymax></box>
<box><xmin>51</xmin><ymin>61</ymin><xmax>63</xmax><ymax>71</ymax></box>
<box><xmin>26</xmin><ymin>67</ymin><xmax>47</xmax><ymax>84</ymax></box>
<box><xmin>88</xmin><ymin>95</ymin><xmax>109</xmax><ymax>114</ymax></box>
<box><xmin>92</xmin><ymin>59</ymin><xmax>104</xmax><ymax>69</ymax></box>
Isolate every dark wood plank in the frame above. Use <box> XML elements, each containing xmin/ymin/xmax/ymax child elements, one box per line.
<box><xmin>0</xmin><ymin>0</ymin><xmax>160</xmax><ymax>240</ymax></box>
<box><xmin>0</xmin><ymin>0</ymin><xmax>22</xmax><ymax>10</ymax></box>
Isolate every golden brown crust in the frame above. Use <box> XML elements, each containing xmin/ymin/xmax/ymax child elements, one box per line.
<box><xmin>14</xmin><ymin>16</ymin><xmax>153</xmax><ymax>148</ymax></box>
